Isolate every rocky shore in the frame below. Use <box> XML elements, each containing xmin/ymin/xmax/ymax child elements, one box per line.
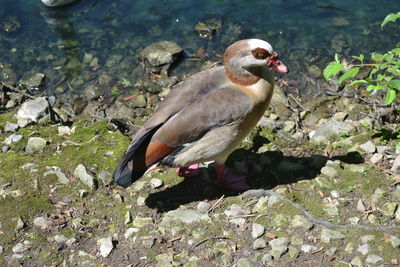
<box><xmin>1</xmin><ymin>9</ymin><xmax>400</xmax><ymax>262</ymax></box>
<box><xmin>1</xmin><ymin>45</ymin><xmax>400</xmax><ymax>266</ymax></box>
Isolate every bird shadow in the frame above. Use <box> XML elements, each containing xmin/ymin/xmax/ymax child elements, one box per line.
<box><xmin>145</xmin><ymin>146</ymin><xmax>364</xmax><ymax>212</ymax></box>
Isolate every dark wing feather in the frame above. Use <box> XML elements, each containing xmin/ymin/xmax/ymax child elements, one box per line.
<box><xmin>113</xmin><ymin>125</ymin><xmax>162</xmax><ymax>187</ymax></box>
<box><xmin>151</xmin><ymin>86</ymin><xmax>252</xmax><ymax>147</ymax></box>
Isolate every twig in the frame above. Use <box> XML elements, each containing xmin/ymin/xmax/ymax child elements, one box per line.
<box><xmin>241</xmin><ymin>189</ymin><xmax>400</xmax><ymax>231</ymax></box>
<box><xmin>228</xmin><ymin>214</ymin><xmax>256</xmax><ymax>219</ymax></box>
<box><xmin>288</xmin><ymin>94</ymin><xmax>310</xmax><ymax>112</ymax></box>
<box><xmin>207</xmin><ymin>195</ymin><xmax>225</xmax><ymax>214</ymax></box>
<box><xmin>194</xmin><ymin>236</ymin><xmax>228</xmax><ymax>248</ymax></box>
<box><xmin>67</xmin><ymin>80</ymin><xmax>75</xmax><ymax>91</ymax></box>
<box><xmin>167</xmin><ymin>236</ymin><xmax>182</xmax><ymax>243</ymax></box>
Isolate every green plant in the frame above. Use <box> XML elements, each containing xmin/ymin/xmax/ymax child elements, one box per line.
<box><xmin>121</xmin><ymin>78</ymin><xmax>132</xmax><ymax>87</ymax></box>
<box><xmin>324</xmin><ymin>11</ymin><xmax>400</xmax><ymax>105</ymax></box>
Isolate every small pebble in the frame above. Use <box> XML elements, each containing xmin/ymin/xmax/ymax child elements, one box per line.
<box><xmin>357</xmin><ymin>243</ymin><xmax>369</xmax><ymax>255</ymax></box>
<box><xmin>357</xmin><ymin>199</ymin><xmax>366</xmax><ymax>212</ymax></box>
<box><xmin>301</xmin><ymin>244</ymin><xmax>317</xmax><ymax>253</ymax></box>
<box><xmin>366</xmin><ymin>254</ymin><xmax>383</xmax><ymax>264</ymax></box>
<box><xmin>360</xmin><ymin>140</ymin><xmax>376</xmax><ymax>153</ymax></box>
<box><xmin>150</xmin><ymin>178</ymin><xmax>163</xmax><ymax>189</ymax></box>
<box><xmin>253</xmin><ymin>238</ymin><xmax>267</xmax><ymax>249</ymax></box>
<box><xmin>97</xmin><ymin>236</ymin><xmax>114</xmax><ymax>258</ymax></box>
<box><xmin>251</xmin><ymin>223</ymin><xmax>265</xmax><ymax>239</ymax></box>
<box><xmin>197</xmin><ymin>201</ymin><xmax>211</xmax><ymax>213</ymax></box>
<box><xmin>370</xmin><ymin>153</ymin><xmax>383</xmax><ymax>164</ymax></box>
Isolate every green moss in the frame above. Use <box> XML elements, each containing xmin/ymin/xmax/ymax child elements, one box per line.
<box><xmin>0</xmin><ymin>112</ymin><xmax>17</xmax><ymax>128</ymax></box>
<box><xmin>0</xmin><ymin>195</ymin><xmax>54</xmax><ymax>244</ymax></box>
<box><xmin>37</xmin><ymin>245</ymin><xmax>63</xmax><ymax>265</ymax></box>
<box><xmin>154</xmin><ymin>169</ymin><xmax>185</xmax><ymax>186</ymax></box>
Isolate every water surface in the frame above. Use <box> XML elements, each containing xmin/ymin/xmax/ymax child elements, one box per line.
<box><xmin>0</xmin><ymin>0</ymin><xmax>399</xmax><ymax>96</ymax></box>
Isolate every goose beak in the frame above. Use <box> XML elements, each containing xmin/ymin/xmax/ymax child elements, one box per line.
<box><xmin>267</xmin><ymin>52</ymin><xmax>288</xmax><ymax>73</ymax></box>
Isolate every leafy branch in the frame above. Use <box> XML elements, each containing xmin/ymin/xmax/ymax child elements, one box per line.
<box><xmin>324</xmin><ymin>11</ymin><xmax>400</xmax><ymax>105</ymax></box>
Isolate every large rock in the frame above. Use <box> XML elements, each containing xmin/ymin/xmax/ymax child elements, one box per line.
<box><xmin>97</xmin><ymin>236</ymin><xmax>114</xmax><ymax>258</ymax></box>
<box><xmin>25</xmin><ymin>137</ymin><xmax>47</xmax><ymax>153</ymax></box>
<box><xmin>3</xmin><ymin>134</ymin><xmax>22</xmax><ymax>145</ymax></box>
<box><xmin>310</xmin><ymin>120</ymin><xmax>355</xmax><ymax>144</ymax></box>
<box><xmin>73</xmin><ymin>164</ymin><xmax>97</xmax><ymax>190</ymax></box>
<box><xmin>137</xmin><ymin>41</ymin><xmax>183</xmax><ymax>75</ymax></box>
<box><xmin>17</xmin><ymin>97</ymin><xmax>49</xmax><ymax>127</ymax></box>
<box><xmin>41</xmin><ymin>0</ymin><xmax>77</xmax><ymax>7</ymax></box>
<box><xmin>269</xmin><ymin>237</ymin><xmax>289</xmax><ymax>259</ymax></box>
<box><xmin>160</xmin><ymin>209</ymin><xmax>210</xmax><ymax>227</ymax></box>
<box><xmin>392</xmin><ymin>154</ymin><xmax>400</xmax><ymax>174</ymax></box>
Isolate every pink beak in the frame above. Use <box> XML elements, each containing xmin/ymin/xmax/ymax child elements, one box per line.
<box><xmin>267</xmin><ymin>52</ymin><xmax>288</xmax><ymax>73</ymax></box>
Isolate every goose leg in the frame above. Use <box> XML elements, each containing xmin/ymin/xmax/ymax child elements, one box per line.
<box><xmin>213</xmin><ymin>163</ymin><xmax>250</xmax><ymax>192</ymax></box>
<box><xmin>176</xmin><ymin>164</ymin><xmax>201</xmax><ymax>177</ymax></box>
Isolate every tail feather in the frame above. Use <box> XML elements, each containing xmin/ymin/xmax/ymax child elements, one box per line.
<box><xmin>113</xmin><ymin>125</ymin><xmax>161</xmax><ymax>187</ymax></box>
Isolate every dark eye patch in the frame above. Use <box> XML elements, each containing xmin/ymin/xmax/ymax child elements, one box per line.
<box><xmin>252</xmin><ymin>48</ymin><xmax>270</xmax><ymax>60</ymax></box>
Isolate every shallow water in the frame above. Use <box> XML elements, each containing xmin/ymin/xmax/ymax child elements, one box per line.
<box><xmin>0</xmin><ymin>0</ymin><xmax>399</xmax><ymax>96</ymax></box>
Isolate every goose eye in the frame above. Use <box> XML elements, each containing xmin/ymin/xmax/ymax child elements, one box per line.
<box><xmin>252</xmin><ymin>49</ymin><xmax>270</xmax><ymax>59</ymax></box>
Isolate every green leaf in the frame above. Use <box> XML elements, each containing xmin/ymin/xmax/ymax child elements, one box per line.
<box><xmin>377</xmin><ymin>74</ymin><xmax>385</xmax><ymax>81</ymax></box>
<box><xmin>384</xmin><ymin>53</ymin><xmax>394</xmax><ymax>62</ymax></box>
<box><xmin>371</xmin><ymin>52</ymin><xmax>385</xmax><ymax>61</ymax></box>
<box><xmin>111</xmin><ymin>88</ymin><xmax>120</xmax><ymax>95</ymax></box>
<box><xmin>121</xmin><ymin>78</ymin><xmax>132</xmax><ymax>87</ymax></box>
<box><xmin>369</xmin><ymin>68</ymin><xmax>378</xmax><ymax>78</ymax></box>
<box><xmin>338</xmin><ymin>67</ymin><xmax>360</xmax><ymax>84</ymax></box>
<box><xmin>367</xmin><ymin>84</ymin><xmax>386</xmax><ymax>92</ymax></box>
<box><xmin>385</xmin><ymin>89</ymin><xmax>397</xmax><ymax>105</ymax></box>
<box><xmin>388</xmin><ymin>80</ymin><xmax>400</xmax><ymax>91</ymax></box>
<box><xmin>352</xmin><ymin>54</ymin><xmax>364</xmax><ymax>63</ymax></box>
<box><xmin>334</xmin><ymin>53</ymin><xmax>340</xmax><ymax>63</ymax></box>
<box><xmin>349</xmin><ymin>79</ymin><xmax>368</xmax><ymax>86</ymax></box>
<box><xmin>391</xmin><ymin>48</ymin><xmax>400</xmax><ymax>55</ymax></box>
<box><xmin>381</xmin><ymin>12</ymin><xmax>400</xmax><ymax>28</ymax></box>
<box><xmin>323</xmin><ymin>62</ymin><xmax>344</xmax><ymax>80</ymax></box>
<box><xmin>387</xmin><ymin>67</ymin><xmax>400</xmax><ymax>76</ymax></box>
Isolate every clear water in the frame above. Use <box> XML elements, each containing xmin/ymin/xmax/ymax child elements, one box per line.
<box><xmin>0</xmin><ymin>0</ymin><xmax>399</xmax><ymax>96</ymax></box>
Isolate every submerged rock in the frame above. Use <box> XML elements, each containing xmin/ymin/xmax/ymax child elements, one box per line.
<box><xmin>41</xmin><ymin>0</ymin><xmax>78</xmax><ymax>7</ymax></box>
<box><xmin>19</xmin><ymin>73</ymin><xmax>45</xmax><ymax>90</ymax></box>
<box><xmin>0</xmin><ymin>16</ymin><xmax>21</xmax><ymax>33</ymax></box>
<box><xmin>194</xmin><ymin>18</ymin><xmax>222</xmax><ymax>39</ymax></box>
<box><xmin>137</xmin><ymin>41</ymin><xmax>183</xmax><ymax>75</ymax></box>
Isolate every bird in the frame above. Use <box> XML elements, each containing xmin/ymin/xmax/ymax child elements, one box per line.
<box><xmin>113</xmin><ymin>39</ymin><xmax>288</xmax><ymax>191</ymax></box>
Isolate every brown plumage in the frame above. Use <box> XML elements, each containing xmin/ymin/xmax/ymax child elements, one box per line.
<box><xmin>113</xmin><ymin>39</ymin><xmax>288</xmax><ymax>191</ymax></box>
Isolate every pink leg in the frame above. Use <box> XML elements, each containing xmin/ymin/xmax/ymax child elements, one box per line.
<box><xmin>176</xmin><ymin>164</ymin><xmax>201</xmax><ymax>177</ymax></box>
<box><xmin>213</xmin><ymin>163</ymin><xmax>250</xmax><ymax>192</ymax></box>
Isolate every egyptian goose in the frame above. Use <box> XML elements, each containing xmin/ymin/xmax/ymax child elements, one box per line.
<box><xmin>113</xmin><ymin>39</ymin><xmax>288</xmax><ymax>191</ymax></box>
